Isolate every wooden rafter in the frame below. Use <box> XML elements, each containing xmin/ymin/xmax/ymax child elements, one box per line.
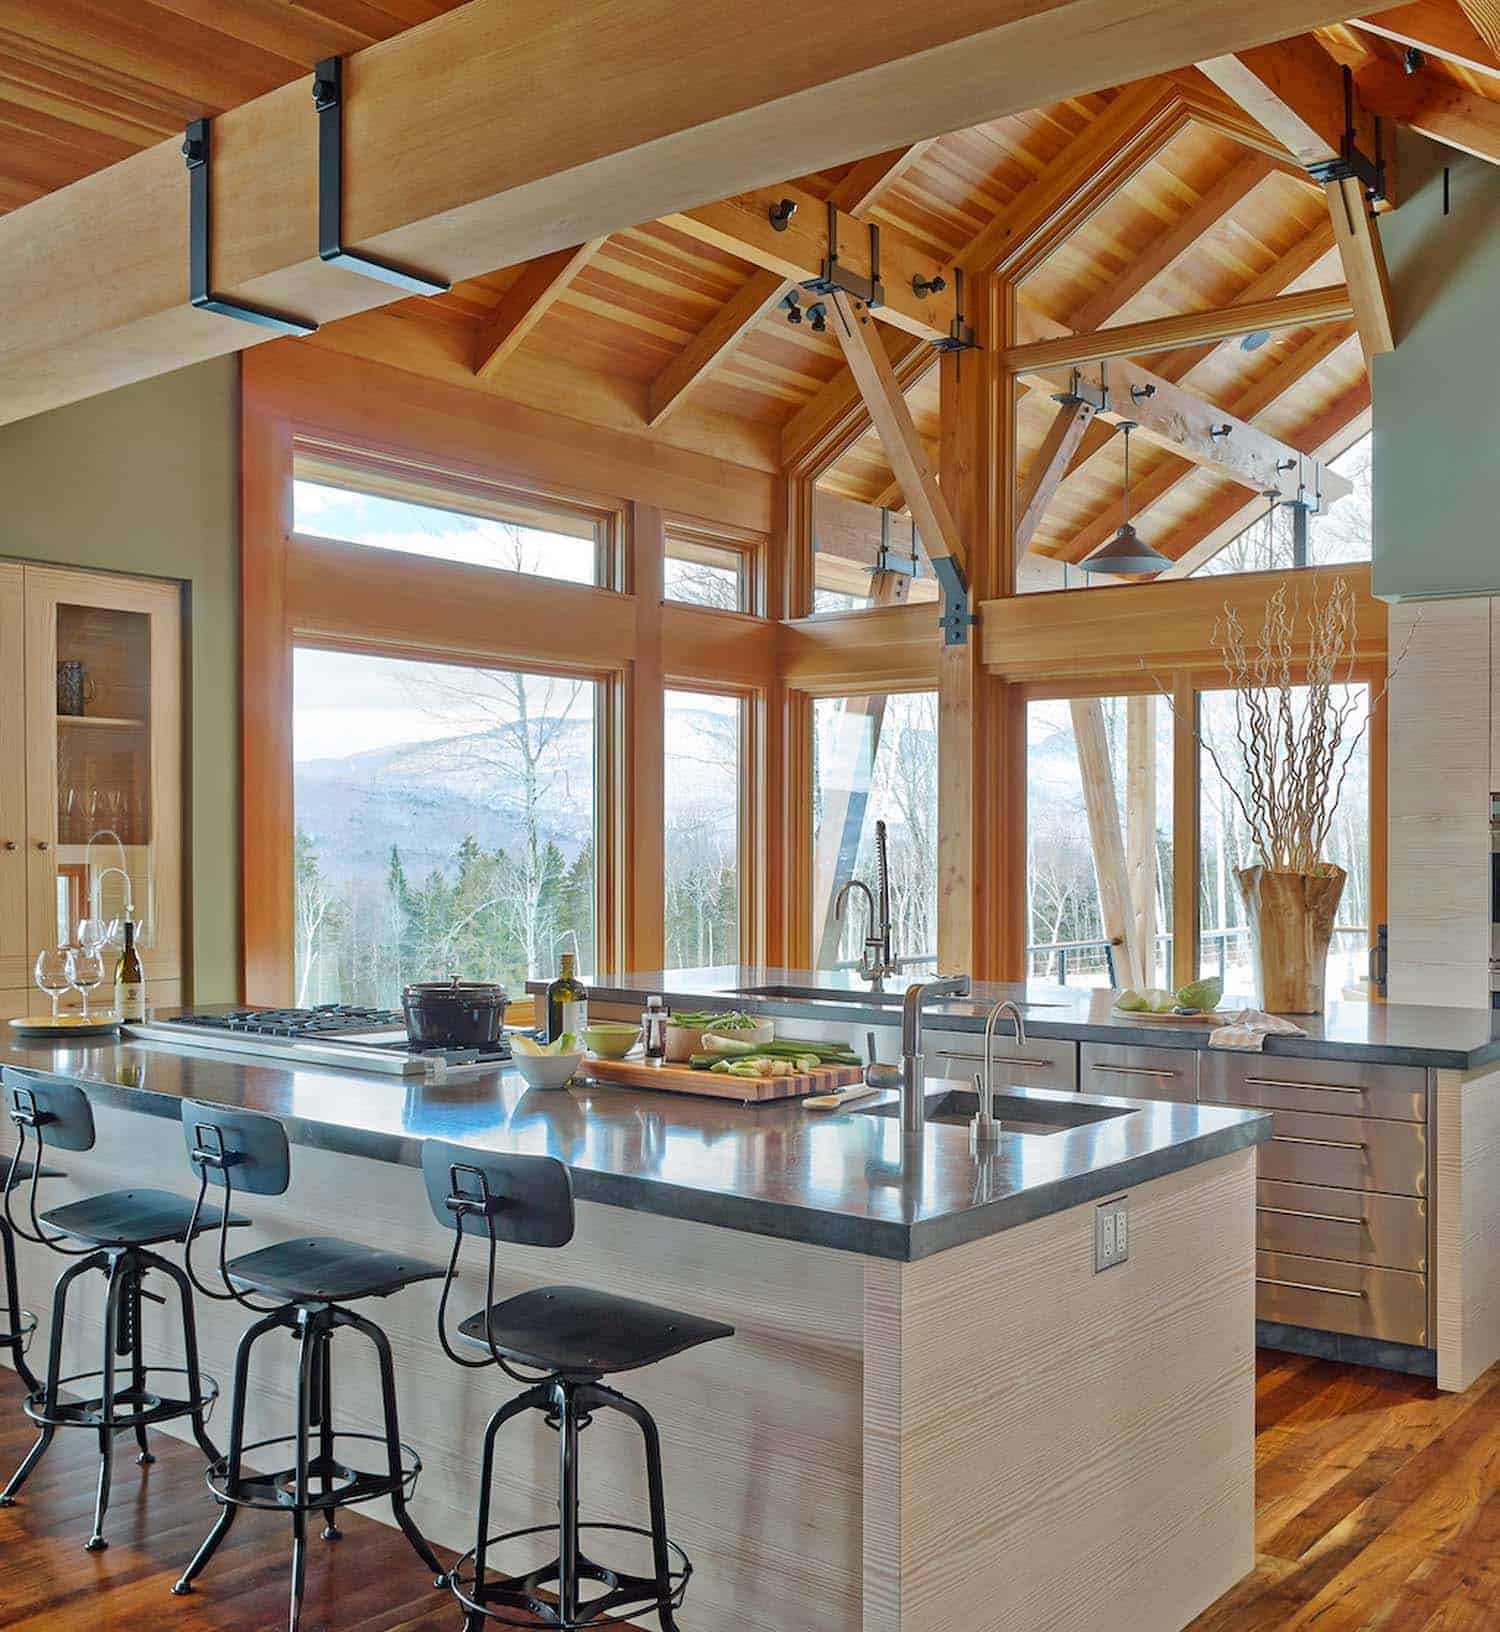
<box><xmin>473</xmin><ymin>239</ymin><xmax>605</xmax><ymax>379</ymax></box>
<box><xmin>1015</xmin><ymin>398</ymin><xmax>1097</xmax><ymax>555</ymax></box>
<box><xmin>1357</xmin><ymin>57</ymin><xmax>1500</xmax><ymax>164</ymax></box>
<box><xmin>1351</xmin><ymin>2</ymin><xmax>1500</xmax><ymax>76</ymax></box>
<box><xmin>1002</xmin><ymin>285</ymin><xmax>1354</xmax><ymax>371</ymax></box>
<box><xmin>647</xmin><ymin>141</ymin><xmax>936</xmax><ymax>427</ymax></box>
<box><xmin>828</xmin><ymin>290</ymin><xmax>966</xmax><ymax>578</ymax></box>
<box><xmin>1326</xmin><ymin>173</ymin><xmax>1396</xmax><ymax>358</ymax></box>
<box><xmin>1066</xmin><ymin>152</ymin><xmax>1276</xmax><ymax>335</ymax></box>
<box><xmin>1458</xmin><ymin>0</ymin><xmax>1500</xmax><ymax>57</ymax></box>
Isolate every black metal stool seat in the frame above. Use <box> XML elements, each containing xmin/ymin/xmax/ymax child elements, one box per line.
<box><xmin>458</xmin><ymin>1285</ymin><xmax>734</xmax><ymax>1379</ymax></box>
<box><xmin>171</xmin><ymin>1101</ymin><xmax>448</xmax><ymax>1632</ymax></box>
<box><xmin>424</xmin><ymin>1139</ymin><xmax>734</xmax><ymax>1632</ymax></box>
<box><xmin>2</xmin><ymin>1153</ymin><xmax>63</xmax><ymax>1395</ymax></box>
<box><xmin>225</xmin><ymin>1236</ymin><xmax>443</xmax><ymax>1303</ymax></box>
<box><xmin>41</xmin><ymin>1187</ymin><xmax>244</xmax><ymax>1248</ymax></box>
<box><xmin>0</xmin><ymin>1069</ymin><xmax>223</xmax><ymax>1553</ymax></box>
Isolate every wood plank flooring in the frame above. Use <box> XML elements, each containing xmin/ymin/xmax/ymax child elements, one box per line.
<box><xmin>3</xmin><ymin>1352</ymin><xmax>1500</xmax><ymax>1630</ymax></box>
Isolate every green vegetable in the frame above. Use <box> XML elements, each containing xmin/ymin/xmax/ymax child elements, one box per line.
<box><xmin>755</xmin><ymin>1039</ymin><xmax>858</xmax><ymax>1063</ymax></box>
<box><xmin>1114</xmin><ymin>989</ymin><xmax>1148</xmax><ymax>1012</ymax></box>
<box><xmin>1174</xmin><ymin>976</ymin><xmax>1223</xmax><ymax>1013</ymax></box>
<box><xmin>546</xmin><ymin>1032</ymin><xmax>578</xmax><ymax>1056</ymax></box>
<box><xmin>670</xmin><ymin>1009</ymin><xmax>759</xmax><ymax>1030</ymax></box>
<box><xmin>701</xmin><ymin>1033</ymin><xmax>756</xmax><ymax>1056</ymax></box>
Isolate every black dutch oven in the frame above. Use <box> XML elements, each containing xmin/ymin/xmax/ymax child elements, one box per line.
<box><xmin>401</xmin><ymin>976</ymin><xmax>509</xmax><ymax>1048</ymax></box>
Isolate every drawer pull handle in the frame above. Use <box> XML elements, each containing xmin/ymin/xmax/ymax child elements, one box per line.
<box><xmin>935</xmin><ymin>1051</ymin><xmax>1054</xmax><ymax>1069</ymax></box>
<box><xmin>1272</xmin><ymin>1134</ymin><xmax>1367</xmax><ymax>1151</ymax></box>
<box><xmin>1257</xmin><ymin>1276</ymin><xmax>1366</xmax><ymax>1299</ymax></box>
<box><xmin>1092</xmin><ymin>1063</ymin><xmax>1178</xmax><ymax>1080</ymax></box>
<box><xmin>1257</xmin><ymin>1205</ymin><xmax>1368</xmax><ymax>1226</ymax></box>
<box><xmin>1244</xmin><ymin>1076</ymin><xmax>1364</xmax><ymax>1095</ymax></box>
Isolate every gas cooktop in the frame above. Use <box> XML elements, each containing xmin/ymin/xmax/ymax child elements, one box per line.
<box><xmin>127</xmin><ymin>1004</ymin><xmax>517</xmax><ymax>1080</ymax></box>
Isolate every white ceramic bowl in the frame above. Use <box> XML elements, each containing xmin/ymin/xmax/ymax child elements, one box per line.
<box><xmin>513</xmin><ymin>1050</ymin><xmax>585</xmax><ymax>1091</ymax></box>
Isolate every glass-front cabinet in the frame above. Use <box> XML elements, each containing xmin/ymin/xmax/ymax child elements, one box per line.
<box><xmin>0</xmin><ymin>562</ymin><xmax>183</xmax><ymax>1016</ymax></box>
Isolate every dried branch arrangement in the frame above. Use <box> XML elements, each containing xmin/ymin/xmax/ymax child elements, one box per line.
<box><xmin>1204</xmin><ymin>575</ymin><xmax>1366</xmax><ymax>876</ymax></box>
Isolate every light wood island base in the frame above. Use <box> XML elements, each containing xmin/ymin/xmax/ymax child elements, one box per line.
<box><xmin>5</xmin><ymin>1107</ymin><xmax>1255</xmax><ymax>1632</ymax></box>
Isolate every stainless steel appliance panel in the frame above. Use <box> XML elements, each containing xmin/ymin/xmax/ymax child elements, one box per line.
<box><xmin>1080</xmin><ymin>1042</ymin><xmax>1197</xmax><ymax>1103</ymax></box>
<box><xmin>1200</xmin><ymin>1052</ymin><xmax>1426</xmax><ymax>1122</ymax></box>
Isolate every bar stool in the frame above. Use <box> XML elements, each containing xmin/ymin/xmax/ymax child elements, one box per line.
<box><xmin>0</xmin><ymin>1067</ymin><xmax>228</xmax><ymax>1552</ymax></box>
<box><xmin>170</xmin><ymin>1099</ymin><xmax>448</xmax><ymax>1631</ymax></box>
<box><xmin>422</xmin><ymin>1138</ymin><xmax>734</xmax><ymax>1631</ymax></box>
<box><xmin>2</xmin><ymin>1128</ymin><xmax>63</xmax><ymax>1396</ymax></box>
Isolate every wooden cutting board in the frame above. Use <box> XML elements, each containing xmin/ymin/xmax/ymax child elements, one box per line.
<box><xmin>578</xmin><ymin>1055</ymin><xmax>864</xmax><ymax>1104</ymax></box>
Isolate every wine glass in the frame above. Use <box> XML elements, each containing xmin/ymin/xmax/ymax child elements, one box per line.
<box><xmin>34</xmin><ymin>950</ymin><xmax>70</xmax><ymax>1019</ymax></box>
<box><xmin>66</xmin><ymin>948</ymin><xmax>105</xmax><ymax>1020</ymax></box>
<box><xmin>77</xmin><ymin>917</ymin><xmax>109</xmax><ymax>955</ymax></box>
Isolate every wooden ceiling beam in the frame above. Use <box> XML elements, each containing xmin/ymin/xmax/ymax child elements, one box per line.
<box><xmin>1015</xmin><ymin>398</ymin><xmax>1098</xmax><ymax>555</ymax></box>
<box><xmin>1326</xmin><ymin>172</ymin><xmax>1396</xmax><ymax>358</ymax></box>
<box><xmin>828</xmin><ymin>290</ymin><xmax>966</xmax><ymax>578</ymax></box>
<box><xmin>473</xmin><ymin>238</ymin><xmax>605</xmax><ymax>379</ymax></box>
<box><xmin>647</xmin><ymin>141</ymin><xmax>935</xmax><ymax>427</ymax></box>
<box><xmin>1357</xmin><ymin>56</ymin><xmax>1500</xmax><ymax>163</ymax></box>
<box><xmin>781</xmin><ymin>328</ymin><xmax>934</xmax><ymax>473</ymax></box>
<box><xmin>1350</xmin><ymin>2</ymin><xmax>1500</xmax><ymax>76</ymax></box>
<box><xmin>1066</xmin><ymin>151</ymin><xmax>1277</xmax><ymax>335</ymax></box>
<box><xmin>1003</xmin><ymin>285</ymin><xmax>1354</xmax><ymax>371</ymax></box>
<box><xmin>1457</xmin><ymin>0</ymin><xmax>1500</xmax><ymax>58</ymax></box>
<box><xmin>1</xmin><ymin>0</ymin><xmax>1376</xmax><ymax>428</ymax></box>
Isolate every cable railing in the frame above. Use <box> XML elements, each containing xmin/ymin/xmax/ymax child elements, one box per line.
<box><xmin>1026</xmin><ymin>926</ymin><xmax>1371</xmax><ymax>987</ymax></box>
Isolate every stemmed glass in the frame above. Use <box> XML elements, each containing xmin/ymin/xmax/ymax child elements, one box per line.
<box><xmin>65</xmin><ymin>948</ymin><xmax>105</xmax><ymax>1020</ymax></box>
<box><xmin>77</xmin><ymin>917</ymin><xmax>110</xmax><ymax>956</ymax></box>
<box><xmin>34</xmin><ymin>950</ymin><xmax>70</xmax><ymax>1019</ymax></box>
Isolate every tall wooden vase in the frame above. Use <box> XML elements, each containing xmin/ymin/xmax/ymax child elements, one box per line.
<box><xmin>1234</xmin><ymin>864</ymin><xmax>1347</xmax><ymax>1015</ymax></box>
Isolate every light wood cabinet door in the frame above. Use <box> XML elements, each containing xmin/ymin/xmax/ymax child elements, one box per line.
<box><xmin>0</xmin><ymin>566</ymin><xmax>26</xmax><ymax>993</ymax></box>
<box><xmin>20</xmin><ymin>566</ymin><xmax>183</xmax><ymax>988</ymax></box>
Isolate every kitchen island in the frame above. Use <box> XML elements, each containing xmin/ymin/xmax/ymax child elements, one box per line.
<box><xmin>556</xmin><ymin>968</ymin><xmax>1500</xmax><ymax>1391</ymax></box>
<box><xmin>0</xmin><ymin>1023</ymin><xmax>1265</xmax><ymax>1632</ymax></box>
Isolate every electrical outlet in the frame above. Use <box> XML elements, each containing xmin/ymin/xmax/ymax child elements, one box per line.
<box><xmin>1094</xmin><ymin>1196</ymin><xmax>1129</xmax><ymax>1272</ymax></box>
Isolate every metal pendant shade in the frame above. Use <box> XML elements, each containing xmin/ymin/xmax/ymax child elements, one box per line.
<box><xmin>1080</xmin><ymin>421</ymin><xmax>1171</xmax><ymax>577</ymax></box>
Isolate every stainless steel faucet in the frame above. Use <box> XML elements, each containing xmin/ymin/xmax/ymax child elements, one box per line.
<box><xmin>972</xmin><ymin>999</ymin><xmax>1026</xmax><ymax>1147</ymax></box>
<box><xmin>835</xmin><ymin>819</ymin><xmax>897</xmax><ymax>983</ymax></box>
<box><xmin>900</xmin><ymin>974</ymin><xmax>971</xmax><ymax>1132</ymax></box>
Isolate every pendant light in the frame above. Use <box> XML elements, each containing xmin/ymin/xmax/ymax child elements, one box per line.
<box><xmin>1079</xmin><ymin>420</ymin><xmax>1172</xmax><ymax>577</ymax></box>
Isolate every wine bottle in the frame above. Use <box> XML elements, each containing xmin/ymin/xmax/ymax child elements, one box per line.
<box><xmin>114</xmin><ymin>920</ymin><xmax>145</xmax><ymax>1022</ymax></box>
<box><xmin>545</xmin><ymin>951</ymin><xmax>588</xmax><ymax>1043</ymax></box>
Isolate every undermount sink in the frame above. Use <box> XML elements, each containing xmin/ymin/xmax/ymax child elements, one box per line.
<box><xmin>855</xmin><ymin>1089</ymin><xmax>1135</xmax><ymax>1136</ymax></box>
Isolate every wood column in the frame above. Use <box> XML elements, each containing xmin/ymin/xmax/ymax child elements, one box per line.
<box><xmin>1126</xmin><ymin>694</ymin><xmax>1159</xmax><ymax>987</ymax></box>
<box><xmin>627</xmin><ymin>503</ymin><xmax>667</xmax><ymax>971</ymax></box>
<box><xmin>1070</xmin><ymin>697</ymin><xmax>1144</xmax><ymax>991</ymax></box>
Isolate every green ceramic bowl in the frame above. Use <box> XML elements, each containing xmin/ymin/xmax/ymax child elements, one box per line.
<box><xmin>583</xmin><ymin>1021</ymin><xmax>642</xmax><ymax>1061</ymax></box>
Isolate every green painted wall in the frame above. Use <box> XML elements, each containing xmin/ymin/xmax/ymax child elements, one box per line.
<box><xmin>0</xmin><ymin>357</ymin><xmax>241</xmax><ymax>1000</ymax></box>
<box><xmin>1373</xmin><ymin>133</ymin><xmax>1500</xmax><ymax>600</ymax></box>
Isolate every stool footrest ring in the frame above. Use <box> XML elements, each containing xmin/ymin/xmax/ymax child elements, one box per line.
<box><xmin>205</xmin><ymin>1430</ymin><xmax>422</xmax><ymax>1514</ymax></box>
<box><xmin>24</xmin><ymin>1366</ymin><xmax>219</xmax><ymax>1432</ymax></box>
<box><xmin>450</xmin><ymin>1521</ymin><xmax>691</xmax><ymax>1630</ymax></box>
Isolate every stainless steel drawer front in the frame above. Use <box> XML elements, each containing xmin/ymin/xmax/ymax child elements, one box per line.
<box><xmin>1199</xmin><ymin>1052</ymin><xmax>1426</xmax><ymax>1122</ymax></box>
<box><xmin>1256</xmin><ymin>1180</ymin><xmax>1427</xmax><ymax>1272</ymax></box>
<box><xmin>925</xmin><ymin>1033</ymin><xmax>1078</xmax><ymax>1091</ymax></box>
<box><xmin>1255</xmin><ymin>1109</ymin><xmax>1427</xmax><ymax>1196</ymax></box>
<box><xmin>1081</xmin><ymin>1043</ymin><xmax>1197</xmax><ymax>1104</ymax></box>
<box><xmin>1256</xmin><ymin>1250</ymin><xmax>1427</xmax><ymax>1345</ymax></box>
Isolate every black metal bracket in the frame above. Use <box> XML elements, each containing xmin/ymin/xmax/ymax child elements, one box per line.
<box><xmin>1055</xmin><ymin>362</ymin><xmax>1109</xmax><ymax>413</ymax></box>
<box><xmin>184</xmin><ymin>119</ymin><xmax>318</xmax><ymax>335</ymax></box>
<box><xmin>1306</xmin><ymin>64</ymin><xmax>1386</xmax><ymax>203</ymax></box>
<box><xmin>931</xmin><ymin>554</ymin><xmax>974</xmax><ymax>646</ymax></box>
<box><xmin>802</xmin><ymin>200</ymin><xmax>885</xmax><ymax>308</ymax></box>
<box><xmin>873</xmin><ymin>510</ymin><xmax>921</xmax><ymax>579</ymax></box>
<box><xmin>930</xmin><ymin>265</ymin><xmax>979</xmax><ymax>354</ymax></box>
<box><xmin>313</xmin><ymin>58</ymin><xmax>449</xmax><ymax>296</ymax></box>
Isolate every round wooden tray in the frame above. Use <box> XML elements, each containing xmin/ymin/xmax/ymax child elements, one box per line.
<box><xmin>1109</xmin><ymin>1006</ymin><xmax>1226</xmax><ymax>1026</ymax></box>
<box><xmin>8</xmin><ymin>1013</ymin><xmax>123</xmax><ymax>1038</ymax></box>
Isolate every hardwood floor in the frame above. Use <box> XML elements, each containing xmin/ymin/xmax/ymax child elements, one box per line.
<box><xmin>3</xmin><ymin>1352</ymin><xmax>1500</xmax><ymax>1630</ymax></box>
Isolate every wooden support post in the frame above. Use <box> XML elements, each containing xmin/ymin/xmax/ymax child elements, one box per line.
<box><xmin>1171</xmin><ymin>671</ymin><xmax>1199</xmax><ymax>991</ymax></box>
<box><xmin>1325</xmin><ymin>175</ymin><xmax>1396</xmax><ymax>360</ymax></box>
<box><xmin>1015</xmin><ymin>398</ymin><xmax>1096</xmax><ymax>558</ymax></box>
<box><xmin>1127</xmin><ymin>695</ymin><xmax>1159</xmax><ymax>988</ymax></box>
<box><xmin>1070</xmin><ymin>698</ymin><xmax>1144</xmax><ymax>992</ymax></box>
<box><xmin>628</xmin><ymin>503</ymin><xmax>667</xmax><ymax>971</ymax></box>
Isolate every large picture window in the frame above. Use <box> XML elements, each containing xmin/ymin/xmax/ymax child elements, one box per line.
<box><xmin>663</xmin><ymin>689</ymin><xmax>743</xmax><ymax>969</ymax></box>
<box><xmin>811</xmin><ymin>690</ymin><xmax>938</xmax><ymax>971</ymax></box>
<box><xmin>292</xmin><ymin>648</ymin><xmax>598</xmax><ymax>1007</ymax></box>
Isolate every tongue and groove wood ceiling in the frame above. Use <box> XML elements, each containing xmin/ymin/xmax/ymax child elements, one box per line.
<box><xmin>4</xmin><ymin>0</ymin><xmax>1499</xmax><ymax>577</ymax></box>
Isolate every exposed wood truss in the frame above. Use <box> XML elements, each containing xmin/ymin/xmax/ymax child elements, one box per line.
<box><xmin>1351</xmin><ymin>0</ymin><xmax>1500</xmax><ymax>74</ymax></box>
<box><xmin>1357</xmin><ymin>56</ymin><xmax>1500</xmax><ymax>161</ymax></box>
<box><xmin>473</xmin><ymin>239</ymin><xmax>605</xmax><ymax>379</ymax></box>
<box><xmin>1015</xmin><ymin>399</ymin><xmax>1098</xmax><ymax>555</ymax></box>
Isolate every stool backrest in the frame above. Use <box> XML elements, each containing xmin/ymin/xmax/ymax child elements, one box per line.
<box><xmin>181</xmin><ymin>1099</ymin><xmax>291</xmax><ymax>1196</ymax></box>
<box><xmin>3</xmin><ymin>1068</ymin><xmax>96</xmax><ymax>1153</ymax></box>
<box><xmin>421</xmin><ymin>1139</ymin><xmax>574</xmax><ymax>1248</ymax></box>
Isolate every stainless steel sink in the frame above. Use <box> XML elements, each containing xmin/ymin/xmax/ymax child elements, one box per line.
<box><xmin>855</xmin><ymin>1089</ymin><xmax>1134</xmax><ymax>1136</ymax></box>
